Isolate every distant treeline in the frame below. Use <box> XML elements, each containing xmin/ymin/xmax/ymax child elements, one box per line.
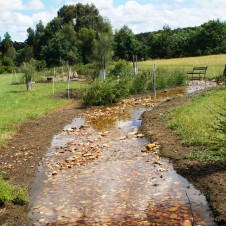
<box><xmin>0</xmin><ymin>3</ymin><xmax>226</xmax><ymax>73</ymax></box>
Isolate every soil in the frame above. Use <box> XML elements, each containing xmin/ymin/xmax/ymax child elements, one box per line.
<box><xmin>0</xmin><ymin>90</ymin><xmax>225</xmax><ymax>226</ymax></box>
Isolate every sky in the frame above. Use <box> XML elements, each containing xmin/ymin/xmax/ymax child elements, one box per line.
<box><xmin>0</xmin><ymin>0</ymin><xmax>225</xmax><ymax>42</ymax></box>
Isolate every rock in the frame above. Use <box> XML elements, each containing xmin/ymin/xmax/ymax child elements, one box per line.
<box><xmin>146</xmin><ymin>143</ymin><xmax>156</xmax><ymax>150</ymax></box>
<box><xmin>169</xmin><ymin>213</ymin><xmax>178</xmax><ymax>219</ymax></box>
<box><xmin>52</xmin><ymin>171</ymin><xmax>58</xmax><ymax>176</ymax></box>
<box><xmin>180</xmin><ymin>220</ymin><xmax>192</xmax><ymax>226</ymax></box>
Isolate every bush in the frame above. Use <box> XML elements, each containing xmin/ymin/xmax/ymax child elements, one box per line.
<box><xmin>82</xmin><ymin>67</ymin><xmax>187</xmax><ymax>106</ymax></box>
<box><xmin>83</xmin><ymin>78</ymin><xmax>129</xmax><ymax>106</ymax></box>
<box><xmin>109</xmin><ymin>59</ymin><xmax>131</xmax><ymax>78</ymax></box>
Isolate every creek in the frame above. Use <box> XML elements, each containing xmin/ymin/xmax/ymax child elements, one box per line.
<box><xmin>29</xmin><ymin>81</ymin><xmax>217</xmax><ymax>226</ymax></box>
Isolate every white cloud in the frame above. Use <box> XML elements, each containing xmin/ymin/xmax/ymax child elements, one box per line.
<box><xmin>26</xmin><ymin>0</ymin><xmax>45</xmax><ymax>10</ymax></box>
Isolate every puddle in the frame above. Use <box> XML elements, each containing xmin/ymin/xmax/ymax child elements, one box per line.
<box><xmin>29</xmin><ymin>87</ymin><xmax>217</xmax><ymax>225</ymax></box>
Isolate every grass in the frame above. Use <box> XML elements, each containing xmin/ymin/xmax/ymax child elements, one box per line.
<box><xmin>0</xmin><ymin>73</ymin><xmax>88</xmax><ymax>146</ymax></box>
<box><xmin>138</xmin><ymin>54</ymin><xmax>226</xmax><ymax>78</ymax></box>
<box><xmin>166</xmin><ymin>87</ymin><xmax>226</xmax><ymax>161</ymax></box>
<box><xmin>0</xmin><ymin>176</ymin><xmax>28</xmax><ymax>206</ymax></box>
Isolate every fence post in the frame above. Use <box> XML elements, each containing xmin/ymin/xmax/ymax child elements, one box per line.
<box><xmin>53</xmin><ymin>67</ymin><xmax>55</xmax><ymax>95</ymax></box>
<box><xmin>152</xmin><ymin>64</ymin><xmax>156</xmax><ymax>101</ymax></box>
<box><xmin>67</xmin><ymin>67</ymin><xmax>71</xmax><ymax>99</ymax></box>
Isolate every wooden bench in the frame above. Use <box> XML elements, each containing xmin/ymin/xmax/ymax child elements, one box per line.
<box><xmin>187</xmin><ymin>67</ymin><xmax>208</xmax><ymax>80</ymax></box>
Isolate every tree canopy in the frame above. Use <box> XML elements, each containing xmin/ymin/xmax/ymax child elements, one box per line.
<box><xmin>0</xmin><ymin>2</ymin><xmax>226</xmax><ymax>73</ymax></box>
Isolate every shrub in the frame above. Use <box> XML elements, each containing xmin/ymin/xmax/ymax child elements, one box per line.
<box><xmin>109</xmin><ymin>59</ymin><xmax>131</xmax><ymax>78</ymax></box>
<box><xmin>82</xmin><ymin>66</ymin><xmax>187</xmax><ymax>106</ymax></box>
<box><xmin>210</xmin><ymin>101</ymin><xmax>226</xmax><ymax>152</ymax></box>
<box><xmin>83</xmin><ymin>78</ymin><xmax>129</xmax><ymax>106</ymax></box>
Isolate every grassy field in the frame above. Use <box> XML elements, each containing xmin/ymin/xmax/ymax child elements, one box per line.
<box><xmin>138</xmin><ymin>54</ymin><xmax>226</xmax><ymax>78</ymax></box>
<box><xmin>0</xmin><ymin>73</ymin><xmax>88</xmax><ymax>146</ymax></box>
<box><xmin>166</xmin><ymin>87</ymin><xmax>226</xmax><ymax>161</ymax></box>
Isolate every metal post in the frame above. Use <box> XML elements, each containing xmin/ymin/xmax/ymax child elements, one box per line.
<box><xmin>152</xmin><ymin>64</ymin><xmax>156</xmax><ymax>101</ymax></box>
<box><xmin>67</xmin><ymin>67</ymin><xmax>71</xmax><ymax>99</ymax></box>
<box><xmin>53</xmin><ymin>67</ymin><xmax>55</xmax><ymax>95</ymax></box>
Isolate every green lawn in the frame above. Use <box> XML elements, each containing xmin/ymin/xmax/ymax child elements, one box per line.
<box><xmin>0</xmin><ymin>73</ymin><xmax>88</xmax><ymax>146</ymax></box>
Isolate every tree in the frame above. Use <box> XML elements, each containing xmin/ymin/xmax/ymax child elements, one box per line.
<box><xmin>114</xmin><ymin>26</ymin><xmax>141</xmax><ymax>61</ymax></box>
<box><xmin>1</xmin><ymin>33</ymin><xmax>14</xmax><ymax>55</ymax></box>
<box><xmin>16</xmin><ymin>45</ymin><xmax>33</xmax><ymax>66</ymax></box>
<box><xmin>41</xmin><ymin>33</ymin><xmax>68</xmax><ymax>66</ymax></box>
<box><xmin>77</xmin><ymin>28</ymin><xmax>95</xmax><ymax>63</ymax></box>
<box><xmin>57</xmin><ymin>3</ymin><xmax>106</xmax><ymax>33</ymax></box>
<box><xmin>92</xmin><ymin>32</ymin><xmax>113</xmax><ymax>79</ymax></box>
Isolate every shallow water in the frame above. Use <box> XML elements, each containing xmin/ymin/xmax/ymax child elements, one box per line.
<box><xmin>29</xmin><ymin>87</ymin><xmax>217</xmax><ymax>225</ymax></box>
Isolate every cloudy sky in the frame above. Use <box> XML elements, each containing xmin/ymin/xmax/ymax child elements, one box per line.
<box><xmin>0</xmin><ymin>0</ymin><xmax>225</xmax><ymax>42</ymax></box>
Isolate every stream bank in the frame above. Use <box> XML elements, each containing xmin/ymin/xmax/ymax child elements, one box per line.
<box><xmin>140</xmin><ymin>88</ymin><xmax>226</xmax><ymax>225</ymax></box>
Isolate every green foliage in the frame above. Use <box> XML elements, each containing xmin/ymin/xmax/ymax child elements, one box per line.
<box><xmin>210</xmin><ymin>101</ymin><xmax>226</xmax><ymax>152</ymax></box>
<box><xmin>2</xmin><ymin>56</ymin><xmax>14</xmax><ymax>67</ymax></box>
<box><xmin>73</xmin><ymin>63</ymin><xmax>95</xmax><ymax>79</ymax></box>
<box><xmin>186</xmin><ymin>149</ymin><xmax>224</xmax><ymax>162</ymax></box>
<box><xmin>92</xmin><ymin>32</ymin><xmax>113</xmax><ymax>74</ymax></box>
<box><xmin>154</xmin><ymin>67</ymin><xmax>187</xmax><ymax>90</ymax></box>
<box><xmin>82</xmin><ymin>78</ymin><xmax>127</xmax><ymax>106</ymax></box>
<box><xmin>109</xmin><ymin>59</ymin><xmax>130</xmax><ymax>78</ymax></box>
<box><xmin>83</xmin><ymin>66</ymin><xmax>186</xmax><ymax>106</ymax></box>
<box><xmin>113</xmin><ymin>25</ymin><xmax>141</xmax><ymax>61</ymax></box>
<box><xmin>0</xmin><ymin>176</ymin><xmax>28</xmax><ymax>206</ymax></box>
<box><xmin>21</xmin><ymin>60</ymin><xmax>36</xmax><ymax>81</ymax></box>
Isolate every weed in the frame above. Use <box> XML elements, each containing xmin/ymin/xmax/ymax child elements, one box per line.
<box><xmin>0</xmin><ymin>176</ymin><xmax>28</xmax><ymax>206</ymax></box>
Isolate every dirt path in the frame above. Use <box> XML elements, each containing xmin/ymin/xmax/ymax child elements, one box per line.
<box><xmin>140</xmin><ymin>92</ymin><xmax>226</xmax><ymax>226</ymax></box>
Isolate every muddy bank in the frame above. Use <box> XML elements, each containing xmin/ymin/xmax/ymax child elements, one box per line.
<box><xmin>140</xmin><ymin>92</ymin><xmax>226</xmax><ymax>226</ymax></box>
<box><xmin>0</xmin><ymin>102</ymin><xmax>83</xmax><ymax>226</ymax></box>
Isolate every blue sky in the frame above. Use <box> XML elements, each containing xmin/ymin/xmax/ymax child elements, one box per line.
<box><xmin>0</xmin><ymin>0</ymin><xmax>225</xmax><ymax>42</ymax></box>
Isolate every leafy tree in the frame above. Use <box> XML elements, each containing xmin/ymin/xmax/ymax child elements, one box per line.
<box><xmin>0</xmin><ymin>33</ymin><xmax>14</xmax><ymax>55</ymax></box>
<box><xmin>41</xmin><ymin>33</ymin><xmax>68</xmax><ymax>66</ymax></box>
<box><xmin>114</xmin><ymin>25</ymin><xmax>141</xmax><ymax>61</ymax></box>
<box><xmin>92</xmin><ymin>32</ymin><xmax>113</xmax><ymax>78</ymax></box>
<box><xmin>16</xmin><ymin>45</ymin><xmax>33</xmax><ymax>66</ymax></box>
<box><xmin>77</xmin><ymin>28</ymin><xmax>95</xmax><ymax>63</ymax></box>
<box><xmin>57</xmin><ymin>3</ymin><xmax>106</xmax><ymax>33</ymax></box>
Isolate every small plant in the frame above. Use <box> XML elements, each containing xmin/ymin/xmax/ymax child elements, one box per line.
<box><xmin>0</xmin><ymin>176</ymin><xmax>28</xmax><ymax>206</ymax></box>
<box><xmin>186</xmin><ymin>149</ymin><xmax>224</xmax><ymax>162</ymax></box>
<box><xmin>210</xmin><ymin>100</ymin><xmax>226</xmax><ymax>153</ymax></box>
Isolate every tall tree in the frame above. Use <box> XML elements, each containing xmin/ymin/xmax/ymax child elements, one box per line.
<box><xmin>114</xmin><ymin>25</ymin><xmax>141</xmax><ymax>61</ymax></box>
<box><xmin>92</xmin><ymin>32</ymin><xmax>113</xmax><ymax>78</ymax></box>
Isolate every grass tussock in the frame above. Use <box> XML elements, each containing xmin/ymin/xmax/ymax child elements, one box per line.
<box><xmin>0</xmin><ymin>176</ymin><xmax>28</xmax><ymax>206</ymax></box>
